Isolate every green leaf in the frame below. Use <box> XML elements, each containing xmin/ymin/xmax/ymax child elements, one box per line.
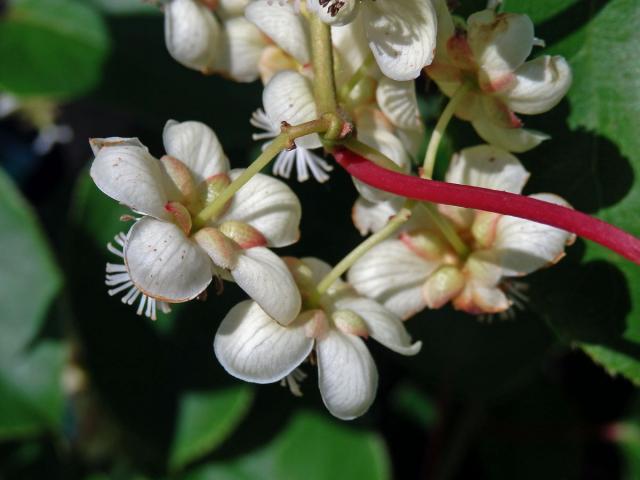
<box><xmin>87</xmin><ymin>0</ymin><xmax>160</xmax><ymax>15</ymax></box>
<box><xmin>169</xmin><ymin>388</ymin><xmax>254</xmax><ymax>472</ymax></box>
<box><xmin>564</xmin><ymin>0</ymin><xmax>640</xmax><ymax>383</ymax></box>
<box><xmin>0</xmin><ymin>0</ymin><xmax>110</xmax><ymax>97</ymax></box>
<box><xmin>0</xmin><ymin>167</ymin><xmax>65</xmax><ymax>439</ymax></box>
<box><xmin>501</xmin><ymin>0</ymin><xmax>580</xmax><ymax>23</ymax></box>
<box><xmin>0</xmin><ymin>167</ymin><xmax>62</xmax><ymax>361</ymax></box>
<box><xmin>183</xmin><ymin>411</ymin><xmax>391</xmax><ymax>480</ymax></box>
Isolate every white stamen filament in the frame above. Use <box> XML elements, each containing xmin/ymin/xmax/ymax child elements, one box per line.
<box><xmin>104</xmin><ymin>232</ymin><xmax>171</xmax><ymax>321</ymax></box>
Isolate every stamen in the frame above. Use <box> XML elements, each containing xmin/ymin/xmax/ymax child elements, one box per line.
<box><xmin>280</xmin><ymin>368</ymin><xmax>307</xmax><ymax>397</ymax></box>
<box><xmin>104</xmin><ymin>232</ymin><xmax>172</xmax><ymax>321</ymax></box>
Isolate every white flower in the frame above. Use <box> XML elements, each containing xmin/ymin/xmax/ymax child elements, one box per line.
<box><xmin>426</xmin><ymin>6</ymin><xmax>572</xmax><ymax>152</ymax></box>
<box><xmin>165</xmin><ymin>0</ymin><xmax>265</xmax><ymax>81</ymax></box>
<box><xmin>214</xmin><ymin>257</ymin><xmax>421</xmax><ymax>420</ymax></box>
<box><xmin>307</xmin><ymin>0</ymin><xmax>438</xmax><ymax>81</ymax></box>
<box><xmin>89</xmin><ymin>120</ymin><xmax>302</xmax><ymax>324</ymax></box>
<box><xmin>348</xmin><ymin>145</ymin><xmax>575</xmax><ymax>318</ymax></box>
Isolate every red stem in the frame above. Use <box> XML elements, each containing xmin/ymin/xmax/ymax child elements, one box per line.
<box><xmin>333</xmin><ymin>148</ymin><xmax>640</xmax><ymax>265</ymax></box>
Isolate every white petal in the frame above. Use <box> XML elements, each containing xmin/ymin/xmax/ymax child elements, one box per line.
<box><xmin>164</xmin><ymin>0</ymin><xmax>220</xmax><ymax>72</ymax></box>
<box><xmin>125</xmin><ymin>217</ymin><xmax>212</xmax><ymax>302</ymax></box>
<box><xmin>220</xmin><ymin>169</ymin><xmax>301</xmax><ymax>247</ymax></box>
<box><xmin>163</xmin><ymin>120</ymin><xmax>229</xmax><ymax>182</ymax></box>
<box><xmin>231</xmin><ymin>247</ymin><xmax>302</xmax><ymax>325</ymax></box>
<box><xmin>332</xmin><ymin>16</ymin><xmax>372</xmax><ymax>83</ymax></box>
<box><xmin>502</xmin><ymin>56</ymin><xmax>572</xmax><ymax>115</ymax></box>
<box><xmin>471</xmin><ymin>118</ymin><xmax>549</xmax><ymax>153</ymax></box>
<box><xmin>262</xmin><ymin>71</ymin><xmax>322</xmax><ymax>149</ymax></box>
<box><xmin>316</xmin><ymin>330</ymin><xmax>377</xmax><ymax>420</ymax></box>
<box><xmin>217</xmin><ymin>0</ymin><xmax>249</xmax><ymax>19</ymax></box>
<box><xmin>363</xmin><ymin>0</ymin><xmax>437</xmax><ymax>81</ymax></box>
<box><xmin>89</xmin><ymin>139</ymin><xmax>169</xmax><ymax>220</ymax></box>
<box><xmin>214</xmin><ymin>300</ymin><xmax>313</xmax><ymax>383</ymax></box>
<box><xmin>445</xmin><ymin>145</ymin><xmax>529</xmax><ymax>193</ymax></box>
<box><xmin>246</xmin><ymin>0</ymin><xmax>310</xmax><ymax>65</ymax></box>
<box><xmin>307</xmin><ymin>0</ymin><xmax>360</xmax><ymax>26</ymax></box>
<box><xmin>300</xmin><ymin>256</ymin><xmax>333</xmax><ymax>285</ymax></box>
<box><xmin>213</xmin><ymin>17</ymin><xmax>265</xmax><ymax>82</ymax></box>
<box><xmin>333</xmin><ymin>297</ymin><xmax>421</xmax><ymax>355</ymax></box>
<box><xmin>491</xmin><ymin>193</ymin><xmax>573</xmax><ymax>277</ymax></box>
<box><xmin>376</xmin><ymin>77</ymin><xmax>423</xmax><ymax>130</ymax></box>
<box><xmin>467</xmin><ymin>10</ymin><xmax>534</xmax><ymax>91</ymax></box>
<box><xmin>348</xmin><ymin>240</ymin><xmax>437</xmax><ymax>319</ymax></box>
<box><xmin>352</xmin><ymin>195</ymin><xmax>403</xmax><ymax>235</ymax></box>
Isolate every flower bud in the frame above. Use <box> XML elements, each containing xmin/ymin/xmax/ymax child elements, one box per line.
<box><xmin>332</xmin><ymin>310</ymin><xmax>369</xmax><ymax>337</ymax></box>
<box><xmin>422</xmin><ymin>265</ymin><xmax>465</xmax><ymax>309</ymax></box>
<box><xmin>193</xmin><ymin>227</ymin><xmax>239</xmax><ymax>270</ymax></box>
<box><xmin>219</xmin><ymin>221</ymin><xmax>267</xmax><ymax>249</ymax></box>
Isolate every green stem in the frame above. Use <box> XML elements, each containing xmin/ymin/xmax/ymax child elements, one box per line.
<box><xmin>316</xmin><ymin>200</ymin><xmax>415</xmax><ymax>295</ymax></box>
<box><xmin>310</xmin><ymin>14</ymin><xmax>338</xmax><ymax>117</ymax></box>
<box><xmin>420</xmin><ymin>203</ymin><xmax>469</xmax><ymax>258</ymax></box>
<box><xmin>344</xmin><ymin>138</ymin><xmax>403</xmax><ymax>173</ymax></box>
<box><xmin>422</xmin><ymin>83</ymin><xmax>472</xmax><ymax>179</ymax></box>
<box><xmin>193</xmin><ymin>118</ymin><xmax>331</xmax><ymax>228</ymax></box>
<box><xmin>338</xmin><ymin>53</ymin><xmax>375</xmax><ymax>102</ymax></box>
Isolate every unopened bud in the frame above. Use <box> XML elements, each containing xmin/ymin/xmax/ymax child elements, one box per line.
<box><xmin>332</xmin><ymin>310</ymin><xmax>369</xmax><ymax>337</ymax></box>
<box><xmin>423</xmin><ymin>265</ymin><xmax>465</xmax><ymax>309</ymax></box>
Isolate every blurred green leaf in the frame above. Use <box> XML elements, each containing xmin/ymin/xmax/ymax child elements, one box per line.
<box><xmin>183</xmin><ymin>410</ymin><xmax>391</xmax><ymax>480</ymax></box>
<box><xmin>0</xmin><ymin>167</ymin><xmax>61</xmax><ymax>360</ymax></box>
<box><xmin>502</xmin><ymin>0</ymin><xmax>580</xmax><ymax>23</ymax></box>
<box><xmin>87</xmin><ymin>0</ymin><xmax>159</xmax><ymax>15</ymax></box>
<box><xmin>170</xmin><ymin>388</ymin><xmax>254</xmax><ymax>472</ymax></box>
<box><xmin>0</xmin><ymin>0</ymin><xmax>109</xmax><ymax>97</ymax></box>
<box><xmin>0</xmin><ymin>168</ymin><xmax>65</xmax><ymax>439</ymax></box>
<box><xmin>390</xmin><ymin>383</ymin><xmax>438</xmax><ymax>429</ymax></box>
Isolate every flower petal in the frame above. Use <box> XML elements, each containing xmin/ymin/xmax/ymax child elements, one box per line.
<box><xmin>213</xmin><ymin>17</ymin><xmax>265</xmax><ymax>83</ymax></box>
<box><xmin>363</xmin><ymin>0</ymin><xmax>437</xmax><ymax>81</ymax></box>
<box><xmin>502</xmin><ymin>55</ymin><xmax>572</xmax><ymax>115</ymax></box>
<box><xmin>164</xmin><ymin>0</ymin><xmax>220</xmax><ymax>72</ymax></box>
<box><xmin>467</xmin><ymin>10</ymin><xmax>534</xmax><ymax>92</ymax></box>
<box><xmin>231</xmin><ymin>247</ymin><xmax>302</xmax><ymax>325</ymax></box>
<box><xmin>376</xmin><ymin>77</ymin><xmax>423</xmax><ymax>130</ymax></box>
<box><xmin>352</xmin><ymin>195</ymin><xmax>403</xmax><ymax>235</ymax></box>
<box><xmin>125</xmin><ymin>217</ymin><xmax>212</xmax><ymax>302</ymax></box>
<box><xmin>348</xmin><ymin>239</ymin><xmax>437</xmax><ymax>319</ymax></box>
<box><xmin>163</xmin><ymin>120</ymin><xmax>229</xmax><ymax>183</ymax></box>
<box><xmin>89</xmin><ymin>138</ymin><xmax>169</xmax><ymax>220</ymax></box>
<box><xmin>471</xmin><ymin>118</ymin><xmax>549</xmax><ymax>153</ymax></box>
<box><xmin>316</xmin><ymin>329</ymin><xmax>377</xmax><ymax>420</ymax></box>
<box><xmin>262</xmin><ymin>70</ymin><xmax>322</xmax><ymax>149</ymax></box>
<box><xmin>214</xmin><ymin>300</ymin><xmax>313</xmax><ymax>383</ymax></box>
<box><xmin>219</xmin><ymin>169</ymin><xmax>301</xmax><ymax>247</ymax></box>
<box><xmin>333</xmin><ymin>297</ymin><xmax>422</xmax><ymax>355</ymax></box>
<box><xmin>246</xmin><ymin>0</ymin><xmax>310</xmax><ymax>65</ymax></box>
<box><xmin>307</xmin><ymin>0</ymin><xmax>360</xmax><ymax>26</ymax></box>
<box><xmin>491</xmin><ymin>193</ymin><xmax>573</xmax><ymax>277</ymax></box>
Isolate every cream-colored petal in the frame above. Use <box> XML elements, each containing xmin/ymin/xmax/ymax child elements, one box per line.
<box><xmin>334</xmin><ymin>297</ymin><xmax>422</xmax><ymax>355</ymax></box>
<box><xmin>316</xmin><ymin>330</ymin><xmax>377</xmax><ymax>420</ymax></box>
<box><xmin>231</xmin><ymin>247</ymin><xmax>302</xmax><ymax>325</ymax></box>
<box><xmin>471</xmin><ymin>117</ymin><xmax>549</xmax><ymax>153</ymax></box>
<box><xmin>214</xmin><ymin>300</ymin><xmax>314</xmax><ymax>383</ymax></box>
<box><xmin>332</xmin><ymin>16</ymin><xmax>373</xmax><ymax>83</ymax></box>
<box><xmin>220</xmin><ymin>169</ymin><xmax>301</xmax><ymax>247</ymax></box>
<box><xmin>246</xmin><ymin>0</ymin><xmax>310</xmax><ymax>65</ymax></box>
<box><xmin>262</xmin><ymin>70</ymin><xmax>322</xmax><ymax>149</ymax></box>
<box><xmin>376</xmin><ymin>77</ymin><xmax>423</xmax><ymax>130</ymax></box>
<box><xmin>125</xmin><ymin>217</ymin><xmax>212</xmax><ymax>302</ymax></box>
<box><xmin>467</xmin><ymin>10</ymin><xmax>534</xmax><ymax>92</ymax></box>
<box><xmin>348</xmin><ymin>239</ymin><xmax>438</xmax><ymax>320</ymax></box>
<box><xmin>363</xmin><ymin>0</ymin><xmax>437</xmax><ymax>81</ymax></box>
<box><xmin>164</xmin><ymin>0</ymin><xmax>220</xmax><ymax>72</ymax></box>
<box><xmin>491</xmin><ymin>193</ymin><xmax>573</xmax><ymax>277</ymax></box>
<box><xmin>213</xmin><ymin>17</ymin><xmax>265</xmax><ymax>82</ymax></box>
<box><xmin>89</xmin><ymin>138</ymin><xmax>169</xmax><ymax>220</ymax></box>
<box><xmin>163</xmin><ymin>120</ymin><xmax>229</xmax><ymax>183</ymax></box>
<box><xmin>217</xmin><ymin>0</ymin><xmax>249</xmax><ymax>19</ymax></box>
<box><xmin>502</xmin><ymin>55</ymin><xmax>572</xmax><ymax>115</ymax></box>
<box><xmin>352</xmin><ymin>195</ymin><xmax>403</xmax><ymax>235</ymax></box>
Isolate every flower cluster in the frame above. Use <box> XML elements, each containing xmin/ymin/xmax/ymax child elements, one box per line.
<box><xmin>89</xmin><ymin>0</ymin><xmax>574</xmax><ymax>419</ymax></box>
